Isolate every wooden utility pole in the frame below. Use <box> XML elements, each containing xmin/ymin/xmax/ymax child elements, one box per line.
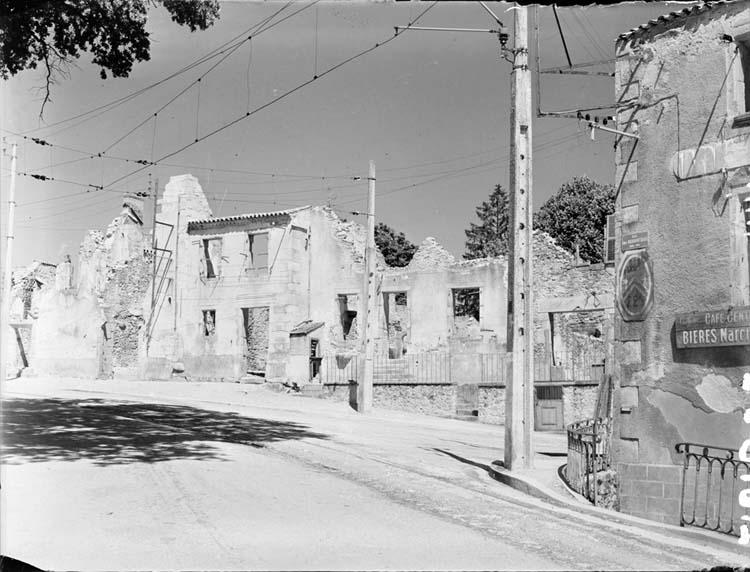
<box><xmin>147</xmin><ymin>176</ymin><xmax>158</xmax><ymax>356</ymax></box>
<box><xmin>358</xmin><ymin>160</ymin><xmax>377</xmax><ymax>413</ymax></box>
<box><xmin>173</xmin><ymin>195</ymin><xmax>181</xmax><ymax>333</ymax></box>
<box><xmin>0</xmin><ymin>142</ymin><xmax>17</xmax><ymax>384</ymax></box>
<box><xmin>504</xmin><ymin>4</ymin><xmax>535</xmax><ymax>471</ymax></box>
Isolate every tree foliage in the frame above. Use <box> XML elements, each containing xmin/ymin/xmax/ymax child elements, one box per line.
<box><xmin>1</xmin><ymin>0</ymin><xmax>220</xmax><ymax>115</ymax></box>
<box><xmin>464</xmin><ymin>184</ymin><xmax>510</xmax><ymax>260</ymax></box>
<box><xmin>533</xmin><ymin>176</ymin><xmax>615</xmax><ymax>263</ymax></box>
<box><xmin>375</xmin><ymin>222</ymin><xmax>417</xmax><ymax>268</ymax></box>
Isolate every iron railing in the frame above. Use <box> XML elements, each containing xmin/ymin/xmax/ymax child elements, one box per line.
<box><xmin>675</xmin><ymin>442</ymin><xmax>750</xmax><ymax>537</ymax></box>
<box><xmin>373</xmin><ymin>353</ymin><xmax>451</xmax><ymax>383</ymax></box>
<box><xmin>320</xmin><ymin>355</ymin><xmax>360</xmax><ymax>384</ymax></box>
<box><xmin>319</xmin><ymin>352</ymin><xmax>511</xmax><ymax>385</ymax></box>
<box><xmin>565</xmin><ymin>417</ymin><xmax>612</xmax><ymax>505</ymax></box>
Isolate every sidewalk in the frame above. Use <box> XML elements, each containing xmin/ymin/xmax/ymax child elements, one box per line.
<box><xmin>4</xmin><ymin>376</ymin><xmax>747</xmax><ymax>563</ymax></box>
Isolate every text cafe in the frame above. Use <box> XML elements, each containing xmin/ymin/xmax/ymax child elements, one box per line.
<box><xmin>675</xmin><ymin>307</ymin><xmax>750</xmax><ymax>348</ymax></box>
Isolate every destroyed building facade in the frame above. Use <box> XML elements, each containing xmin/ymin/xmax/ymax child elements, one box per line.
<box><xmin>9</xmin><ymin>173</ymin><xmax>613</xmax><ymax>429</ymax></box>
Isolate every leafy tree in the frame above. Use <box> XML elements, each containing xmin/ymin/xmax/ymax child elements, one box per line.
<box><xmin>533</xmin><ymin>176</ymin><xmax>615</xmax><ymax>263</ymax></box>
<box><xmin>464</xmin><ymin>184</ymin><xmax>510</xmax><ymax>259</ymax></box>
<box><xmin>375</xmin><ymin>222</ymin><xmax>417</xmax><ymax>268</ymax></box>
<box><xmin>1</xmin><ymin>0</ymin><xmax>220</xmax><ymax>115</ymax></box>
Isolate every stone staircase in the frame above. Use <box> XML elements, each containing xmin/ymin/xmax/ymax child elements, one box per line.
<box><xmin>454</xmin><ymin>384</ymin><xmax>479</xmax><ymax>422</ymax></box>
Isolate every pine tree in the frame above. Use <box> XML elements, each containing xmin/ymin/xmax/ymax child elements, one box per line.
<box><xmin>464</xmin><ymin>184</ymin><xmax>510</xmax><ymax>259</ymax></box>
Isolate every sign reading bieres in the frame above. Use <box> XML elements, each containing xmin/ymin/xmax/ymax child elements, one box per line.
<box><xmin>675</xmin><ymin>307</ymin><xmax>750</xmax><ymax>348</ymax></box>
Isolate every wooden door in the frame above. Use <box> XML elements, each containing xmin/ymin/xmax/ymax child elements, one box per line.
<box><xmin>534</xmin><ymin>385</ymin><xmax>564</xmax><ymax>431</ymax></box>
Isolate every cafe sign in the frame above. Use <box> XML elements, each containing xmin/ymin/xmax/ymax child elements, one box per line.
<box><xmin>675</xmin><ymin>306</ymin><xmax>750</xmax><ymax>348</ymax></box>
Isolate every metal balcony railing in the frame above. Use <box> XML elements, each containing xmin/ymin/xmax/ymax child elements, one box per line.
<box><xmin>675</xmin><ymin>442</ymin><xmax>750</xmax><ymax>537</ymax></box>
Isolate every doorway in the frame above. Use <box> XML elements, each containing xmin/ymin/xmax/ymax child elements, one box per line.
<box><xmin>242</xmin><ymin>306</ymin><xmax>270</xmax><ymax>375</ymax></box>
<box><xmin>534</xmin><ymin>385</ymin><xmax>564</xmax><ymax>431</ymax></box>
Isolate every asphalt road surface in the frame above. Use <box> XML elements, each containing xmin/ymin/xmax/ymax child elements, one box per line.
<box><xmin>1</xmin><ymin>379</ymin><xmax>745</xmax><ymax>571</ymax></box>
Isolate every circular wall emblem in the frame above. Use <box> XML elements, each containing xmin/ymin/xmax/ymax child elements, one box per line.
<box><xmin>617</xmin><ymin>251</ymin><xmax>654</xmax><ymax>322</ymax></box>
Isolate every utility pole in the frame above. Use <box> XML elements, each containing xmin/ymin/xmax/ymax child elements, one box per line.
<box><xmin>147</xmin><ymin>176</ymin><xmax>158</xmax><ymax>356</ymax></box>
<box><xmin>358</xmin><ymin>160</ymin><xmax>376</xmax><ymax>413</ymax></box>
<box><xmin>0</xmin><ymin>142</ymin><xmax>18</xmax><ymax>384</ymax></box>
<box><xmin>173</xmin><ymin>195</ymin><xmax>181</xmax><ymax>333</ymax></box>
<box><xmin>394</xmin><ymin>4</ymin><xmax>534</xmax><ymax>467</ymax></box>
<box><xmin>504</xmin><ymin>4</ymin><xmax>534</xmax><ymax>471</ymax></box>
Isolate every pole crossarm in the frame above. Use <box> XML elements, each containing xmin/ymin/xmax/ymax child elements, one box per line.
<box><xmin>395</xmin><ymin>26</ymin><xmax>497</xmax><ymax>33</ymax></box>
<box><xmin>587</xmin><ymin>121</ymin><xmax>640</xmax><ymax>140</ymax></box>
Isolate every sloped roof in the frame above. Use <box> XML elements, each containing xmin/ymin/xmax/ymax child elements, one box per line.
<box><xmin>617</xmin><ymin>1</ymin><xmax>734</xmax><ymax>42</ymax></box>
<box><xmin>290</xmin><ymin>320</ymin><xmax>325</xmax><ymax>336</ymax></box>
<box><xmin>188</xmin><ymin>206</ymin><xmax>310</xmax><ymax>231</ymax></box>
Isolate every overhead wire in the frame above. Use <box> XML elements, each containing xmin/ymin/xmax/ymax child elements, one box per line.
<box><xmin>99</xmin><ymin>1</ymin><xmax>440</xmax><ymax>192</ymax></box>
<box><xmin>577</xmin><ymin>8</ymin><xmax>612</xmax><ymax>62</ymax></box>
<box><xmin>2</xmin><ymin>1</ymin><xmax>325</xmax><ymax>191</ymax></box>
<box><xmin>569</xmin><ymin>9</ymin><xmax>610</xmax><ymax>64</ymax></box>
<box><xmin>18</xmin><ymin>1</ymin><xmax>297</xmax><ymax>138</ymax></box>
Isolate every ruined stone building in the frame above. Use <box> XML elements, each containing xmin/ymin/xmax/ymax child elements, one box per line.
<box><xmin>23</xmin><ymin>193</ymin><xmax>151</xmax><ymax>379</ymax></box>
<box><xmin>144</xmin><ymin>174</ymin><xmax>511</xmax><ymax>385</ymax></box>
<box><xmin>8</xmin><ymin>172</ymin><xmax>613</xmax><ymax>429</ymax></box>
<box><xmin>610</xmin><ymin>0</ymin><xmax>750</xmax><ymax>529</ymax></box>
<box><xmin>6</xmin><ymin>260</ymin><xmax>57</xmax><ymax>374</ymax></box>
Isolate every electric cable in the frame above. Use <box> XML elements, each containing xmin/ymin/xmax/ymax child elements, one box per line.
<box><xmin>100</xmin><ymin>1</ymin><xmax>440</xmax><ymax>191</ymax></box>
<box><xmin>18</xmin><ymin>1</ymin><xmax>297</xmax><ymax>137</ymax></box>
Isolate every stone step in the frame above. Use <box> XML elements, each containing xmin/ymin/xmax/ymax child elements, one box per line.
<box><xmin>239</xmin><ymin>375</ymin><xmax>265</xmax><ymax>384</ymax></box>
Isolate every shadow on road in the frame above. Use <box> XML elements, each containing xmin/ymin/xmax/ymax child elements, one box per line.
<box><xmin>1</xmin><ymin>397</ymin><xmax>329</xmax><ymax>466</ymax></box>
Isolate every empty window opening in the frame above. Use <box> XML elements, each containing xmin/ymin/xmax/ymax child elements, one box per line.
<box><xmin>202</xmin><ymin>238</ymin><xmax>222</xmax><ymax>279</ymax></box>
<box><xmin>739</xmin><ymin>38</ymin><xmax>750</xmax><ymax>114</ymax></box>
<box><xmin>338</xmin><ymin>294</ymin><xmax>359</xmax><ymax>340</ymax></box>
<box><xmin>453</xmin><ymin>288</ymin><xmax>480</xmax><ymax>322</ymax></box>
<box><xmin>203</xmin><ymin>310</ymin><xmax>216</xmax><ymax>336</ymax></box>
<box><xmin>383</xmin><ymin>291</ymin><xmax>409</xmax><ymax>358</ymax></box>
<box><xmin>309</xmin><ymin>338</ymin><xmax>321</xmax><ymax>380</ymax></box>
<box><xmin>249</xmin><ymin>232</ymin><xmax>269</xmax><ymax>270</ymax></box>
<box><xmin>242</xmin><ymin>306</ymin><xmax>270</xmax><ymax>375</ymax></box>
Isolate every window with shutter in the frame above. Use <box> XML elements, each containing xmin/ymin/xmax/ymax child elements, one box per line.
<box><xmin>603</xmin><ymin>214</ymin><xmax>616</xmax><ymax>265</ymax></box>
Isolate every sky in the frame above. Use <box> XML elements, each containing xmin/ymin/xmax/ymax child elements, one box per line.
<box><xmin>1</xmin><ymin>1</ymin><xmax>698</xmax><ymax>268</ymax></box>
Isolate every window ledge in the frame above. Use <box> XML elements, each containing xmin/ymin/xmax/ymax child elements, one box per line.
<box><xmin>732</xmin><ymin>112</ymin><xmax>750</xmax><ymax>129</ymax></box>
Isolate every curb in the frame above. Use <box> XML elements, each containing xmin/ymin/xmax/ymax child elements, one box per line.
<box><xmin>487</xmin><ymin>462</ymin><xmax>746</xmax><ymax>557</ymax></box>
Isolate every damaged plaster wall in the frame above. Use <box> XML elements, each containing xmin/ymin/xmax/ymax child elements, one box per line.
<box><xmin>146</xmin><ymin>174</ymin><xmax>312</xmax><ymax>382</ymax></box>
<box><xmin>30</xmin><ymin>194</ymin><xmax>149</xmax><ymax>378</ymax></box>
<box><xmin>4</xmin><ymin>261</ymin><xmax>57</xmax><ymax>375</ymax></box>
<box><xmin>612</xmin><ymin>3</ymin><xmax>750</xmax><ymax>525</ymax></box>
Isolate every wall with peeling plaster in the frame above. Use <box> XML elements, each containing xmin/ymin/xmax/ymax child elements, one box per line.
<box><xmin>27</xmin><ymin>195</ymin><xmax>150</xmax><ymax>379</ymax></box>
<box><xmin>613</xmin><ymin>2</ymin><xmax>750</xmax><ymax>526</ymax></box>
<box><xmin>141</xmin><ymin>175</ymin><xmax>609</xmax><ymax>393</ymax></box>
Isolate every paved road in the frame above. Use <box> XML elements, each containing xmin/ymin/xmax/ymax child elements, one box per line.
<box><xmin>1</xmin><ymin>379</ymin><xmax>746</xmax><ymax>570</ymax></box>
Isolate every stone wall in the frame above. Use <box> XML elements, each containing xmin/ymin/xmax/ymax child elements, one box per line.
<box><xmin>27</xmin><ymin>195</ymin><xmax>150</xmax><ymax>379</ymax></box>
<box><xmin>562</xmin><ymin>385</ymin><xmax>599</xmax><ymax>425</ymax></box>
<box><xmin>321</xmin><ymin>382</ymin><xmax>594</xmax><ymax>429</ymax></box>
<box><xmin>478</xmin><ymin>385</ymin><xmax>505</xmax><ymax>425</ymax></box>
<box><xmin>373</xmin><ymin>384</ymin><xmax>456</xmax><ymax>417</ymax></box>
<box><xmin>611</xmin><ymin>3</ymin><xmax>750</xmax><ymax>527</ymax></box>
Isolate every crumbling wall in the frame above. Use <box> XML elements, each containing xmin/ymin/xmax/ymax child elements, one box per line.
<box><xmin>563</xmin><ymin>385</ymin><xmax>599</xmax><ymax>425</ymax></box>
<box><xmin>611</xmin><ymin>3</ymin><xmax>750</xmax><ymax>527</ymax></box>
<box><xmin>30</xmin><ymin>195</ymin><xmax>149</xmax><ymax>379</ymax></box>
